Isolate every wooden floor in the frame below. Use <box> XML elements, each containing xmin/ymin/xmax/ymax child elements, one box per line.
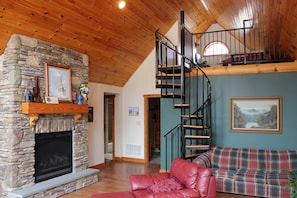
<box><xmin>61</xmin><ymin>160</ymin><xmax>256</xmax><ymax>198</ymax></box>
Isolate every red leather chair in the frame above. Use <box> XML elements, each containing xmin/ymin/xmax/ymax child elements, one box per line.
<box><xmin>91</xmin><ymin>192</ymin><xmax>134</xmax><ymax>198</ymax></box>
<box><xmin>130</xmin><ymin>157</ymin><xmax>216</xmax><ymax>198</ymax></box>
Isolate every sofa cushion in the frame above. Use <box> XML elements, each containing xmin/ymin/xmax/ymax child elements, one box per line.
<box><xmin>147</xmin><ymin>177</ymin><xmax>184</xmax><ymax>193</ymax></box>
<box><xmin>234</xmin><ymin>169</ymin><xmax>266</xmax><ymax>184</ymax></box>
<box><xmin>237</xmin><ymin>148</ymin><xmax>266</xmax><ymax>170</ymax></box>
<box><xmin>170</xmin><ymin>158</ymin><xmax>198</xmax><ymax>188</ymax></box>
<box><xmin>265</xmin><ymin>150</ymin><xmax>297</xmax><ymax>172</ymax></box>
<box><xmin>212</xmin><ymin>168</ymin><xmax>236</xmax><ymax>179</ymax></box>
<box><xmin>266</xmin><ymin>172</ymin><xmax>289</xmax><ymax>185</ymax></box>
<box><xmin>211</xmin><ymin>147</ymin><xmax>239</xmax><ymax>170</ymax></box>
<box><xmin>216</xmin><ymin>177</ymin><xmax>235</xmax><ymax>193</ymax></box>
<box><xmin>266</xmin><ymin>183</ymin><xmax>290</xmax><ymax>198</ymax></box>
<box><xmin>234</xmin><ymin>180</ymin><xmax>267</xmax><ymax>197</ymax></box>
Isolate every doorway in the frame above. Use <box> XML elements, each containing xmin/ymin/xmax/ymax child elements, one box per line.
<box><xmin>104</xmin><ymin>95</ymin><xmax>115</xmax><ymax>160</ymax></box>
<box><xmin>144</xmin><ymin>94</ymin><xmax>161</xmax><ymax>163</ymax></box>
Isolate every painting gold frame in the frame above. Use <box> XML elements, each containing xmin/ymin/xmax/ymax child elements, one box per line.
<box><xmin>230</xmin><ymin>96</ymin><xmax>282</xmax><ymax>133</ymax></box>
<box><xmin>45</xmin><ymin>63</ymin><xmax>72</xmax><ymax>103</ymax></box>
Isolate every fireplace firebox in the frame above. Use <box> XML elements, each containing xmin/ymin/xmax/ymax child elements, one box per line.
<box><xmin>35</xmin><ymin>131</ymin><xmax>73</xmax><ymax>183</ymax></box>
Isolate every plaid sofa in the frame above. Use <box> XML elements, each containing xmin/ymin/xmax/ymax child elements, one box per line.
<box><xmin>193</xmin><ymin>146</ymin><xmax>297</xmax><ymax>198</ymax></box>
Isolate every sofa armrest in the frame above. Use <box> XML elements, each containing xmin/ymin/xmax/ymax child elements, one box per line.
<box><xmin>193</xmin><ymin>153</ymin><xmax>212</xmax><ymax>168</ymax></box>
<box><xmin>130</xmin><ymin>172</ymin><xmax>170</xmax><ymax>191</ymax></box>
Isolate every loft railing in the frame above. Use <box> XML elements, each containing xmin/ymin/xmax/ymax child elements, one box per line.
<box><xmin>193</xmin><ymin>22</ymin><xmax>293</xmax><ymax>66</ymax></box>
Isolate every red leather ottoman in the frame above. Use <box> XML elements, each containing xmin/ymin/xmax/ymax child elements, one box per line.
<box><xmin>91</xmin><ymin>192</ymin><xmax>134</xmax><ymax>198</ymax></box>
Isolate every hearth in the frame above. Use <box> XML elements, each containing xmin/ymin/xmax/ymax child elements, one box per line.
<box><xmin>35</xmin><ymin>131</ymin><xmax>73</xmax><ymax>183</ymax></box>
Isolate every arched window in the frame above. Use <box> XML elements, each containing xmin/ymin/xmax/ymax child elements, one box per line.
<box><xmin>203</xmin><ymin>41</ymin><xmax>229</xmax><ymax>56</ymax></box>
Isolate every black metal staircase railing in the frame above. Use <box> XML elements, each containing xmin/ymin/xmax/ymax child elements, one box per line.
<box><xmin>156</xmin><ymin>30</ymin><xmax>212</xmax><ymax>170</ymax></box>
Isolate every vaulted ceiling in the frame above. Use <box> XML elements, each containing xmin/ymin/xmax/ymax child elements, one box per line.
<box><xmin>0</xmin><ymin>0</ymin><xmax>296</xmax><ymax>86</ymax></box>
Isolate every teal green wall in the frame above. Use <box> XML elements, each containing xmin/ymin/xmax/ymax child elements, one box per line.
<box><xmin>160</xmin><ymin>98</ymin><xmax>181</xmax><ymax>169</ymax></box>
<box><xmin>210</xmin><ymin>72</ymin><xmax>297</xmax><ymax>150</ymax></box>
<box><xmin>160</xmin><ymin>72</ymin><xmax>297</xmax><ymax>169</ymax></box>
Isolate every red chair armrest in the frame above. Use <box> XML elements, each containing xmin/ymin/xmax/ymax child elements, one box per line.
<box><xmin>206</xmin><ymin>176</ymin><xmax>216</xmax><ymax>198</ymax></box>
<box><xmin>153</xmin><ymin>189</ymin><xmax>200</xmax><ymax>198</ymax></box>
<box><xmin>130</xmin><ymin>172</ymin><xmax>170</xmax><ymax>191</ymax></box>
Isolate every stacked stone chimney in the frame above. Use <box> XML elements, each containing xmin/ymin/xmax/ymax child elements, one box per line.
<box><xmin>0</xmin><ymin>34</ymin><xmax>97</xmax><ymax>197</ymax></box>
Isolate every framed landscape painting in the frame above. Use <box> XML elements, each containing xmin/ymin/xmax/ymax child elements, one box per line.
<box><xmin>230</xmin><ymin>97</ymin><xmax>282</xmax><ymax>133</ymax></box>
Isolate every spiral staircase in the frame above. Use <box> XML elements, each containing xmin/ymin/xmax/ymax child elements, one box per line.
<box><xmin>155</xmin><ymin>28</ymin><xmax>212</xmax><ymax>169</ymax></box>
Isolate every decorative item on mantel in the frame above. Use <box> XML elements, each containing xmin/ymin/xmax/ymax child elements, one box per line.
<box><xmin>72</xmin><ymin>91</ymin><xmax>77</xmax><ymax>104</ymax></box>
<box><xmin>77</xmin><ymin>94</ymin><xmax>83</xmax><ymax>105</ymax></box>
<box><xmin>24</xmin><ymin>77</ymin><xmax>42</xmax><ymax>103</ymax></box>
<box><xmin>24</xmin><ymin>89</ymin><xmax>34</xmax><ymax>102</ymax></box>
<box><xmin>79</xmin><ymin>83</ymin><xmax>89</xmax><ymax>104</ymax></box>
<box><xmin>33</xmin><ymin>76</ymin><xmax>42</xmax><ymax>103</ymax></box>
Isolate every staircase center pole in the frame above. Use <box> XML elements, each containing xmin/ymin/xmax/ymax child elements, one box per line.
<box><xmin>180</xmin><ymin>10</ymin><xmax>186</xmax><ymax>158</ymax></box>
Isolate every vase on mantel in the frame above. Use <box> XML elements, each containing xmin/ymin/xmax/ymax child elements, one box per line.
<box><xmin>83</xmin><ymin>96</ymin><xmax>88</xmax><ymax>104</ymax></box>
<box><xmin>77</xmin><ymin>94</ymin><xmax>83</xmax><ymax>105</ymax></box>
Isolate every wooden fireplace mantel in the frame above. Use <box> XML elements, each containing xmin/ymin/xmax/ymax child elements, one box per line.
<box><xmin>21</xmin><ymin>102</ymin><xmax>89</xmax><ymax>127</ymax></box>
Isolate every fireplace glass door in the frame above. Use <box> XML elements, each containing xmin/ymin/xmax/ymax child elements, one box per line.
<box><xmin>35</xmin><ymin>131</ymin><xmax>72</xmax><ymax>183</ymax></box>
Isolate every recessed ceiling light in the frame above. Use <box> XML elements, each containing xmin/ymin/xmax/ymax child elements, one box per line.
<box><xmin>118</xmin><ymin>1</ymin><xmax>126</xmax><ymax>9</ymax></box>
<box><xmin>200</xmin><ymin>0</ymin><xmax>209</xmax><ymax>11</ymax></box>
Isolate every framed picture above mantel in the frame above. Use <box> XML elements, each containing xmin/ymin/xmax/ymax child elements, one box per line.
<box><xmin>230</xmin><ymin>96</ymin><xmax>282</xmax><ymax>133</ymax></box>
<box><xmin>45</xmin><ymin>63</ymin><xmax>72</xmax><ymax>103</ymax></box>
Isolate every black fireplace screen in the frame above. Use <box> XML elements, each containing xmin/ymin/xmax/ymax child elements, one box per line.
<box><xmin>35</xmin><ymin>131</ymin><xmax>72</xmax><ymax>183</ymax></box>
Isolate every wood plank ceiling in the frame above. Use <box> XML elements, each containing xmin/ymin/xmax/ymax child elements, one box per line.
<box><xmin>0</xmin><ymin>0</ymin><xmax>296</xmax><ymax>86</ymax></box>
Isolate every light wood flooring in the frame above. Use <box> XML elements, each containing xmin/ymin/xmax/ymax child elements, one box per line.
<box><xmin>61</xmin><ymin>160</ymin><xmax>256</xmax><ymax>198</ymax></box>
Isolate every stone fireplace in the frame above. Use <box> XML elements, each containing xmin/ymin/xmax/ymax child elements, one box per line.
<box><xmin>0</xmin><ymin>34</ymin><xmax>98</xmax><ymax>197</ymax></box>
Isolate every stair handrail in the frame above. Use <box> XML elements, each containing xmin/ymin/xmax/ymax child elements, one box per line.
<box><xmin>155</xmin><ymin>30</ymin><xmax>176</xmax><ymax>53</ymax></box>
<box><xmin>163</xmin><ymin>123</ymin><xmax>181</xmax><ymax>137</ymax></box>
<box><xmin>190</xmin><ymin>65</ymin><xmax>212</xmax><ymax>115</ymax></box>
<box><xmin>156</xmin><ymin>31</ymin><xmax>197</xmax><ymax>69</ymax></box>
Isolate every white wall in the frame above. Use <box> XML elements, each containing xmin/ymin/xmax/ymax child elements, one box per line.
<box><xmin>0</xmin><ymin>54</ymin><xmax>3</xmax><ymax>70</ymax></box>
<box><xmin>87</xmin><ymin>21</ymin><xmax>179</xmax><ymax>166</ymax></box>
<box><xmin>87</xmin><ymin>83</ymin><xmax>122</xmax><ymax>166</ymax></box>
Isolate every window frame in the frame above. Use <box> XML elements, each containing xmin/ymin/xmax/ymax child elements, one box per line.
<box><xmin>203</xmin><ymin>41</ymin><xmax>229</xmax><ymax>57</ymax></box>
